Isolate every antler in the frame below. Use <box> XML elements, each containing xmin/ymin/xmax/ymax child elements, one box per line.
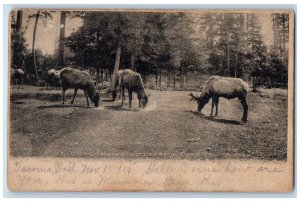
<box><xmin>189</xmin><ymin>93</ymin><xmax>199</xmax><ymax>101</ymax></box>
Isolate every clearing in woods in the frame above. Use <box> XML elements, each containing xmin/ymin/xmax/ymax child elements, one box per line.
<box><xmin>9</xmin><ymin>85</ymin><xmax>288</xmax><ymax>160</ymax></box>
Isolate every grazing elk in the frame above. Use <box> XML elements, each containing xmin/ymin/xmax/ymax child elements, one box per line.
<box><xmin>11</xmin><ymin>67</ymin><xmax>25</xmax><ymax>89</ymax></box>
<box><xmin>46</xmin><ymin>69</ymin><xmax>61</xmax><ymax>89</ymax></box>
<box><xmin>189</xmin><ymin>76</ymin><xmax>250</xmax><ymax>122</ymax></box>
<box><xmin>60</xmin><ymin>67</ymin><xmax>100</xmax><ymax>107</ymax></box>
<box><xmin>119</xmin><ymin>69</ymin><xmax>150</xmax><ymax>109</ymax></box>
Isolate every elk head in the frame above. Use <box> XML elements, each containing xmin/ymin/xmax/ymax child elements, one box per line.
<box><xmin>140</xmin><ymin>93</ymin><xmax>151</xmax><ymax>109</ymax></box>
<box><xmin>93</xmin><ymin>92</ymin><xmax>100</xmax><ymax>108</ymax></box>
<box><xmin>189</xmin><ymin>93</ymin><xmax>207</xmax><ymax>112</ymax></box>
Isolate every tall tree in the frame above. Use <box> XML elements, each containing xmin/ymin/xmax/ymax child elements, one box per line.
<box><xmin>32</xmin><ymin>11</ymin><xmax>40</xmax><ymax>80</ymax></box>
<box><xmin>28</xmin><ymin>10</ymin><xmax>53</xmax><ymax>81</ymax></box>
<box><xmin>11</xmin><ymin>10</ymin><xmax>28</xmax><ymax>68</ymax></box>
<box><xmin>271</xmin><ymin>13</ymin><xmax>289</xmax><ymax>67</ymax></box>
<box><xmin>245</xmin><ymin>14</ymin><xmax>268</xmax><ymax>90</ymax></box>
<box><xmin>58</xmin><ymin>11</ymin><xmax>67</xmax><ymax>68</ymax></box>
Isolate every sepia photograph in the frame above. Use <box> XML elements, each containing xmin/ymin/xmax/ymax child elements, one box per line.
<box><xmin>7</xmin><ymin>9</ymin><xmax>294</xmax><ymax>192</ymax></box>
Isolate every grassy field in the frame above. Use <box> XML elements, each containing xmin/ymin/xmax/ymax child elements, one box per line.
<box><xmin>9</xmin><ymin>85</ymin><xmax>288</xmax><ymax>160</ymax></box>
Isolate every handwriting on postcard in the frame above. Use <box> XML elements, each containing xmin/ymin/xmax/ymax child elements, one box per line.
<box><xmin>11</xmin><ymin>160</ymin><xmax>284</xmax><ymax>190</ymax></box>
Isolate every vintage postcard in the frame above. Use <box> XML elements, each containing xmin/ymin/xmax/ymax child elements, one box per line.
<box><xmin>7</xmin><ymin>9</ymin><xmax>294</xmax><ymax>192</ymax></box>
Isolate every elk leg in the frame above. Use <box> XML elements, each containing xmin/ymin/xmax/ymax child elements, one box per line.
<box><xmin>84</xmin><ymin>90</ymin><xmax>90</xmax><ymax>106</ymax></box>
<box><xmin>121</xmin><ymin>87</ymin><xmax>125</xmax><ymax>106</ymax></box>
<box><xmin>215</xmin><ymin>97</ymin><xmax>219</xmax><ymax>116</ymax></box>
<box><xmin>122</xmin><ymin>86</ymin><xmax>126</xmax><ymax>101</ymax></box>
<box><xmin>62</xmin><ymin>88</ymin><xmax>66</xmax><ymax>104</ymax></box>
<box><xmin>21</xmin><ymin>77</ymin><xmax>23</xmax><ymax>89</ymax></box>
<box><xmin>210</xmin><ymin>100</ymin><xmax>215</xmax><ymax>117</ymax></box>
<box><xmin>71</xmin><ymin>88</ymin><xmax>78</xmax><ymax>104</ymax></box>
<box><xmin>112</xmin><ymin>90</ymin><xmax>116</xmax><ymax>101</ymax></box>
<box><xmin>239</xmin><ymin>97</ymin><xmax>248</xmax><ymax>122</ymax></box>
<box><xmin>128</xmin><ymin>90</ymin><xmax>132</xmax><ymax>109</ymax></box>
<box><xmin>17</xmin><ymin>78</ymin><xmax>20</xmax><ymax>89</ymax></box>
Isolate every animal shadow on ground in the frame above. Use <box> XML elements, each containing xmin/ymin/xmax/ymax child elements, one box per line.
<box><xmin>37</xmin><ymin>104</ymin><xmax>90</xmax><ymax>109</ymax></box>
<box><xmin>101</xmin><ymin>99</ymin><xmax>115</xmax><ymax>102</ymax></box>
<box><xmin>188</xmin><ymin>110</ymin><xmax>241</xmax><ymax>125</ymax></box>
<box><xmin>105</xmin><ymin>104</ymin><xmax>139</xmax><ymax>112</ymax></box>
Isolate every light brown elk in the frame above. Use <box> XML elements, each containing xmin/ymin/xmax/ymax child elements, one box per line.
<box><xmin>11</xmin><ymin>68</ymin><xmax>25</xmax><ymax>89</ymax></box>
<box><xmin>189</xmin><ymin>76</ymin><xmax>250</xmax><ymax>122</ymax></box>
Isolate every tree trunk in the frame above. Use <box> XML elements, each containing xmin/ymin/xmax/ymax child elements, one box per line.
<box><xmin>105</xmin><ymin>70</ymin><xmax>108</xmax><ymax>81</ymax></box>
<box><xmin>173</xmin><ymin>64</ymin><xmax>177</xmax><ymax>89</ymax></box>
<box><xmin>282</xmin><ymin>14</ymin><xmax>286</xmax><ymax>52</ymax></box>
<box><xmin>32</xmin><ymin>11</ymin><xmax>40</xmax><ymax>81</ymax></box>
<box><xmin>272</xmin><ymin>14</ymin><xmax>277</xmax><ymax>53</ymax></box>
<box><xmin>100</xmin><ymin>68</ymin><xmax>103</xmax><ymax>81</ymax></box>
<box><xmin>155</xmin><ymin>74</ymin><xmax>158</xmax><ymax>90</ymax></box>
<box><xmin>235</xmin><ymin>40</ymin><xmax>239</xmax><ymax>78</ymax></box>
<box><xmin>235</xmin><ymin>52</ymin><xmax>238</xmax><ymax>78</ymax></box>
<box><xmin>252</xmin><ymin>76</ymin><xmax>256</xmax><ymax>92</ymax></box>
<box><xmin>110</xmin><ymin>44</ymin><xmax>121</xmax><ymax>90</ymax></box>
<box><xmin>58</xmin><ymin>11</ymin><xmax>67</xmax><ymax>68</ymax></box>
<box><xmin>180</xmin><ymin>66</ymin><xmax>184</xmax><ymax>88</ymax></box>
<box><xmin>130</xmin><ymin>52</ymin><xmax>135</xmax><ymax>71</ymax></box>
<box><xmin>167</xmin><ymin>66</ymin><xmax>170</xmax><ymax>89</ymax></box>
<box><xmin>96</xmin><ymin>67</ymin><xmax>100</xmax><ymax>82</ymax></box>
<box><xmin>159</xmin><ymin>73</ymin><xmax>161</xmax><ymax>90</ymax></box>
<box><xmin>227</xmin><ymin>31</ymin><xmax>230</xmax><ymax>77</ymax></box>
<box><xmin>173</xmin><ymin>74</ymin><xmax>176</xmax><ymax>89</ymax></box>
<box><xmin>12</xmin><ymin>10</ymin><xmax>23</xmax><ymax>66</ymax></box>
<box><xmin>16</xmin><ymin>11</ymin><xmax>23</xmax><ymax>32</ymax></box>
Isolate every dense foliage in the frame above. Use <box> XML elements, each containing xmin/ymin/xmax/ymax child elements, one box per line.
<box><xmin>11</xmin><ymin>11</ymin><xmax>290</xmax><ymax>88</ymax></box>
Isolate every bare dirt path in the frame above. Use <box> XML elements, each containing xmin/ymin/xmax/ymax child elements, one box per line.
<box><xmin>9</xmin><ymin>86</ymin><xmax>287</xmax><ymax>160</ymax></box>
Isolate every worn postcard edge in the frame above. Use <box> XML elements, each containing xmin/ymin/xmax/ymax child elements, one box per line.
<box><xmin>6</xmin><ymin>9</ymin><xmax>295</xmax><ymax>192</ymax></box>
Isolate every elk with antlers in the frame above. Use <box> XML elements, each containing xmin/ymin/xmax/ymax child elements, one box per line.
<box><xmin>189</xmin><ymin>76</ymin><xmax>250</xmax><ymax>122</ymax></box>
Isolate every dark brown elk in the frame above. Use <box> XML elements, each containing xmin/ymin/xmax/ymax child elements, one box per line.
<box><xmin>119</xmin><ymin>69</ymin><xmax>150</xmax><ymax>109</ymax></box>
<box><xmin>60</xmin><ymin>67</ymin><xmax>100</xmax><ymax>107</ymax></box>
<box><xmin>189</xmin><ymin>76</ymin><xmax>250</xmax><ymax>122</ymax></box>
<box><xmin>11</xmin><ymin>67</ymin><xmax>25</xmax><ymax>89</ymax></box>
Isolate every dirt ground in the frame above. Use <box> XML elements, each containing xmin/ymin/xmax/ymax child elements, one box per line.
<box><xmin>9</xmin><ymin>85</ymin><xmax>288</xmax><ymax>160</ymax></box>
